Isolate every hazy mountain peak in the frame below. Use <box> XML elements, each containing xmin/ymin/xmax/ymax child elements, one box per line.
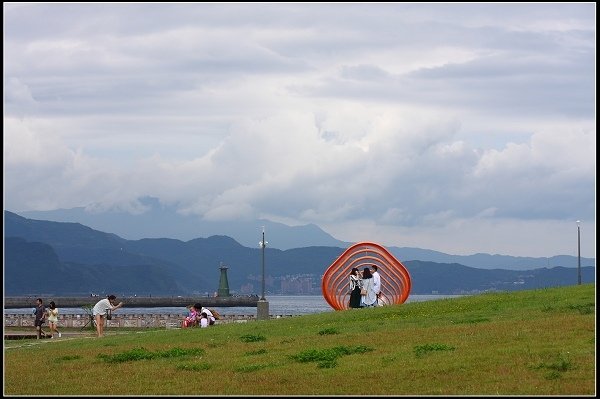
<box><xmin>15</xmin><ymin>202</ymin><xmax>346</xmax><ymax>250</ymax></box>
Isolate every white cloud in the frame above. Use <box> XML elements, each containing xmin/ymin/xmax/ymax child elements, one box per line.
<box><xmin>321</xmin><ymin>216</ymin><xmax>595</xmax><ymax>258</ymax></box>
<box><xmin>3</xmin><ymin>3</ymin><xmax>595</xmax><ymax>257</ymax></box>
<box><xmin>4</xmin><ymin>77</ymin><xmax>37</xmax><ymax>110</ymax></box>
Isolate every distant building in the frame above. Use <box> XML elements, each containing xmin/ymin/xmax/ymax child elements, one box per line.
<box><xmin>279</xmin><ymin>274</ymin><xmax>318</xmax><ymax>294</ymax></box>
<box><xmin>239</xmin><ymin>283</ymin><xmax>254</xmax><ymax>295</ymax></box>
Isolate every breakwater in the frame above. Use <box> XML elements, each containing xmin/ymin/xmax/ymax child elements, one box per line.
<box><xmin>4</xmin><ymin>295</ymin><xmax>259</xmax><ymax>309</ymax></box>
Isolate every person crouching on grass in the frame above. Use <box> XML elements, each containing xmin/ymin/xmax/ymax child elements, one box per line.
<box><xmin>92</xmin><ymin>295</ymin><xmax>123</xmax><ymax>337</ymax></box>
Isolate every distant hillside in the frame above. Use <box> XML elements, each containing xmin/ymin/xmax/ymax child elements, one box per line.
<box><xmin>4</xmin><ymin>237</ymin><xmax>184</xmax><ymax>296</ymax></box>
<box><xmin>406</xmin><ymin>261</ymin><xmax>593</xmax><ymax>293</ymax></box>
<box><xmin>4</xmin><ymin>211</ymin><xmax>595</xmax><ymax>296</ymax></box>
<box><xmin>13</xmin><ymin>202</ymin><xmax>595</xmax><ymax>270</ymax></box>
<box><xmin>387</xmin><ymin>247</ymin><xmax>595</xmax><ymax>271</ymax></box>
<box><xmin>16</xmin><ymin>197</ymin><xmax>344</xmax><ymax>250</ymax></box>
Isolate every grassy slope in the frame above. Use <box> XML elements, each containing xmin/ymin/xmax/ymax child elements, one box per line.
<box><xmin>4</xmin><ymin>284</ymin><xmax>595</xmax><ymax>395</ymax></box>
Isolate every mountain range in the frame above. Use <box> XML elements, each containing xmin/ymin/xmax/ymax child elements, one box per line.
<box><xmin>14</xmin><ymin>198</ymin><xmax>595</xmax><ymax>271</ymax></box>
<box><xmin>4</xmin><ymin>210</ymin><xmax>595</xmax><ymax>297</ymax></box>
<box><xmin>17</xmin><ymin>197</ymin><xmax>345</xmax><ymax>250</ymax></box>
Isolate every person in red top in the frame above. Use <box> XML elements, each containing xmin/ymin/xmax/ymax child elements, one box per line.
<box><xmin>182</xmin><ymin>305</ymin><xmax>198</xmax><ymax>328</ymax></box>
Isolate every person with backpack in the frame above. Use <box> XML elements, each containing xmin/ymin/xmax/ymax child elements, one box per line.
<box><xmin>194</xmin><ymin>304</ymin><xmax>217</xmax><ymax>325</ymax></box>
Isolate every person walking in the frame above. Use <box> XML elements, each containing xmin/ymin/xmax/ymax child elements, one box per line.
<box><xmin>348</xmin><ymin>267</ymin><xmax>363</xmax><ymax>308</ymax></box>
<box><xmin>46</xmin><ymin>301</ymin><xmax>62</xmax><ymax>338</ymax></box>
<box><xmin>92</xmin><ymin>295</ymin><xmax>123</xmax><ymax>337</ymax></box>
<box><xmin>360</xmin><ymin>268</ymin><xmax>378</xmax><ymax>307</ymax></box>
<box><xmin>371</xmin><ymin>265</ymin><xmax>382</xmax><ymax>306</ymax></box>
<box><xmin>33</xmin><ymin>298</ymin><xmax>47</xmax><ymax>339</ymax></box>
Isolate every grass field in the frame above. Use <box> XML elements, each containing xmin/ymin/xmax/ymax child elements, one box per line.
<box><xmin>4</xmin><ymin>284</ymin><xmax>595</xmax><ymax>396</ymax></box>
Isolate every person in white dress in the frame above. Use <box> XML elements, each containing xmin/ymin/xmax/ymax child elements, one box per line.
<box><xmin>360</xmin><ymin>268</ymin><xmax>377</xmax><ymax>307</ymax></box>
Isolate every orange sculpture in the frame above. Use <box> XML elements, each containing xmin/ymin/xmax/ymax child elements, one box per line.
<box><xmin>321</xmin><ymin>241</ymin><xmax>412</xmax><ymax>310</ymax></box>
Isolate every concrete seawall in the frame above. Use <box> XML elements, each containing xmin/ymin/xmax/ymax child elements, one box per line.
<box><xmin>4</xmin><ymin>295</ymin><xmax>259</xmax><ymax>309</ymax></box>
<box><xmin>4</xmin><ymin>312</ymin><xmax>296</xmax><ymax>329</ymax></box>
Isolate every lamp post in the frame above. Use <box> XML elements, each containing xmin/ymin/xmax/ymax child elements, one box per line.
<box><xmin>260</xmin><ymin>228</ymin><xmax>266</xmax><ymax>300</ymax></box>
<box><xmin>257</xmin><ymin>227</ymin><xmax>269</xmax><ymax>320</ymax></box>
<box><xmin>577</xmin><ymin>220</ymin><xmax>581</xmax><ymax>285</ymax></box>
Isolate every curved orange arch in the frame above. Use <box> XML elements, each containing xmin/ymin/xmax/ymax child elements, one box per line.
<box><xmin>321</xmin><ymin>242</ymin><xmax>412</xmax><ymax>310</ymax></box>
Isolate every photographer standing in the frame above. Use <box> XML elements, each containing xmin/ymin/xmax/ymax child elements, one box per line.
<box><xmin>92</xmin><ymin>295</ymin><xmax>123</xmax><ymax>338</ymax></box>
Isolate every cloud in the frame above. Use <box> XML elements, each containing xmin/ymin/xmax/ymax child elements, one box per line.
<box><xmin>3</xmin><ymin>3</ymin><xmax>595</xmax><ymax>257</ymax></box>
<box><xmin>4</xmin><ymin>77</ymin><xmax>36</xmax><ymax>105</ymax></box>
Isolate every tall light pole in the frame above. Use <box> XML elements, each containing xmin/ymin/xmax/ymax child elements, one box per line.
<box><xmin>257</xmin><ymin>227</ymin><xmax>269</xmax><ymax>320</ymax></box>
<box><xmin>260</xmin><ymin>227</ymin><xmax>266</xmax><ymax>300</ymax></box>
<box><xmin>577</xmin><ymin>220</ymin><xmax>581</xmax><ymax>285</ymax></box>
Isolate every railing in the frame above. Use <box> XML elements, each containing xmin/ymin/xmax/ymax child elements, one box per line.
<box><xmin>4</xmin><ymin>313</ymin><xmax>296</xmax><ymax>329</ymax></box>
<box><xmin>3</xmin><ymin>295</ymin><xmax>260</xmax><ymax>309</ymax></box>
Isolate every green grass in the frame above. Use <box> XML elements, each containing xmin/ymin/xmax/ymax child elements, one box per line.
<box><xmin>4</xmin><ymin>284</ymin><xmax>595</xmax><ymax>395</ymax></box>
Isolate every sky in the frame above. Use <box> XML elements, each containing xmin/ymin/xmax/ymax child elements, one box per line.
<box><xmin>3</xmin><ymin>3</ymin><xmax>596</xmax><ymax>258</ymax></box>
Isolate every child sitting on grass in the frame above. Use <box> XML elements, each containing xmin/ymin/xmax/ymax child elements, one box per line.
<box><xmin>199</xmin><ymin>312</ymin><xmax>209</xmax><ymax>328</ymax></box>
<box><xmin>182</xmin><ymin>305</ymin><xmax>198</xmax><ymax>328</ymax></box>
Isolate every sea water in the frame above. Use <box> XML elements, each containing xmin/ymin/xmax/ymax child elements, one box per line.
<box><xmin>4</xmin><ymin>294</ymin><xmax>464</xmax><ymax>316</ymax></box>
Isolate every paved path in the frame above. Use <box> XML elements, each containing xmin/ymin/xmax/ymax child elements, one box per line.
<box><xmin>4</xmin><ymin>329</ymin><xmax>153</xmax><ymax>349</ymax></box>
<box><xmin>5</xmin><ymin>330</ymin><xmax>95</xmax><ymax>340</ymax></box>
